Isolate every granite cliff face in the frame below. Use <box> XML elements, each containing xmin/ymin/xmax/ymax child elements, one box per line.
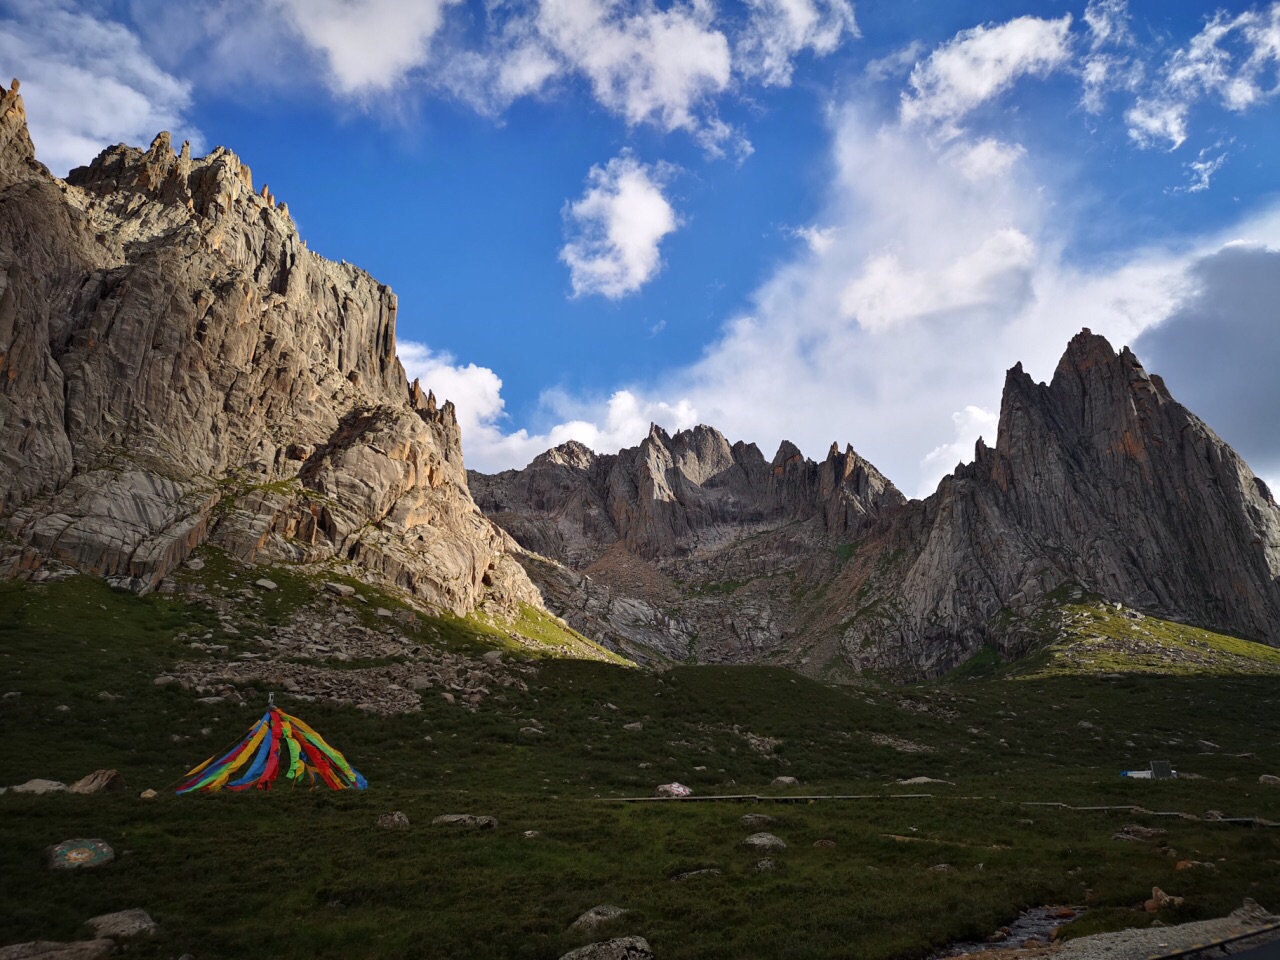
<box><xmin>474</xmin><ymin>331</ymin><xmax>1280</xmax><ymax>674</ymax></box>
<box><xmin>0</xmin><ymin>80</ymin><xmax>538</xmax><ymax>615</ymax></box>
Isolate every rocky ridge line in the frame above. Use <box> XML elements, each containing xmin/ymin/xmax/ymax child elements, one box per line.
<box><xmin>474</xmin><ymin>331</ymin><xmax>1280</xmax><ymax>675</ymax></box>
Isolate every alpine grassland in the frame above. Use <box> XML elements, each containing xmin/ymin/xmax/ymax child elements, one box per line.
<box><xmin>2</xmin><ymin>574</ymin><xmax>1278</xmax><ymax>959</ymax></box>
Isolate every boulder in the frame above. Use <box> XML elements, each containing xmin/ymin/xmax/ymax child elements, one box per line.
<box><xmin>1144</xmin><ymin>886</ymin><xmax>1184</xmax><ymax>913</ymax></box>
<box><xmin>670</xmin><ymin>868</ymin><xmax>721</xmax><ymax>881</ymax></box>
<box><xmin>655</xmin><ymin>783</ymin><xmax>691</xmax><ymax>798</ymax></box>
<box><xmin>11</xmin><ymin>779</ymin><xmax>67</xmax><ymax>795</ymax></box>
<box><xmin>254</xmin><ymin>579</ymin><xmax>278</xmax><ymax>591</ymax></box>
<box><xmin>86</xmin><ymin>908</ymin><xmax>156</xmax><ymax>938</ymax></box>
<box><xmin>68</xmin><ymin>770</ymin><xmax>126</xmax><ymax>795</ymax></box>
<box><xmin>741</xmin><ymin>832</ymin><xmax>786</xmax><ymax>851</ymax></box>
<box><xmin>1260</xmin><ymin>774</ymin><xmax>1280</xmax><ymax>786</ymax></box>
<box><xmin>138</xmin><ymin>789</ymin><xmax>158</xmax><ymax>800</ymax></box>
<box><xmin>622</xmin><ymin>722</ymin><xmax>643</xmax><ymax>732</ymax></box>
<box><xmin>740</xmin><ymin>813</ymin><xmax>776</xmax><ymax>827</ymax></box>
<box><xmin>431</xmin><ymin>814</ymin><xmax>498</xmax><ymax>830</ymax></box>
<box><xmin>569</xmin><ymin>905</ymin><xmax>628</xmax><ymax>932</ymax></box>
<box><xmin>375</xmin><ymin>811</ymin><xmax>410</xmax><ymax>829</ymax></box>
<box><xmin>1113</xmin><ymin>824</ymin><xmax>1168</xmax><ymax>842</ymax></box>
<box><xmin>753</xmin><ymin>858</ymin><xmax>777</xmax><ymax>872</ymax></box>
<box><xmin>770</xmin><ymin>776</ymin><xmax>799</xmax><ymax>787</ymax></box>
<box><xmin>324</xmin><ymin>583</ymin><xmax>356</xmax><ymax>599</ymax></box>
<box><xmin>558</xmin><ymin>936</ymin><xmax>654</xmax><ymax>960</ymax></box>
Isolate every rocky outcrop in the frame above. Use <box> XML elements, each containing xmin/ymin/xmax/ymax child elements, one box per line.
<box><xmin>0</xmin><ymin>80</ymin><xmax>538</xmax><ymax>615</ymax></box>
<box><xmin>829</xmin><ymin>329</ymin><xmax>1280</xmax><ymax>677</ymax></box>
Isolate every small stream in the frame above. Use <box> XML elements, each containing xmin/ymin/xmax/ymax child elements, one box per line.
<box><xmin>933</xmin><ymin>906</ymin><xmax>1086</xmax><ymax>956</ymax></box>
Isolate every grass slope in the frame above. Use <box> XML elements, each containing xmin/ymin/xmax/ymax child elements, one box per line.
<box><xmin>1</xmin><ymin>578</ymin><xmax>1278</xmax><ymax>959</ymax></box>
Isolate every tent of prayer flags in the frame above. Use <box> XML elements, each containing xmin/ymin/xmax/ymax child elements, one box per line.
<box><xmin>176</xmin><ymin>703</ymin><xmax>367</xmax><ymax>794</ymax></box>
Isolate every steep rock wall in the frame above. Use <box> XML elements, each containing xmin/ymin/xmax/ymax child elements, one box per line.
<box><xmin>0</xmin><ymin>81</ymin><xmax>538</xmax><ymax>614</ymax></box>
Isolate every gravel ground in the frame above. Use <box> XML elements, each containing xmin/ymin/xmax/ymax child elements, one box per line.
<box><xmin>961</xmin><ymin>901</ymin><xmax>1279</xmax><ymax>960</ymax></box>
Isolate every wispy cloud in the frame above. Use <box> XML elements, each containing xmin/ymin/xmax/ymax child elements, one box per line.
<box><xmin>1124</xmin><ymin>3</ymin><xmax>1280</xmax><ymax>149</ymax></box>
<box><xmin>900</xmin><ymin>14</ymin><xmax>1074</xmax><ymax>135</ymax></box>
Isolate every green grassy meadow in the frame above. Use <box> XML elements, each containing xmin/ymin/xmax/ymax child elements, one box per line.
<box><xmin>1</xmin><ymin>575</ymin><xmax>1279</xmax><ymax>959</ymax></box>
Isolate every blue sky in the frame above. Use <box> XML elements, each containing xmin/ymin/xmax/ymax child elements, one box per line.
<box><xmin>3</xmin><ymin>0</ymin><xmax>1279</xmax><ymax>497</ymax></box>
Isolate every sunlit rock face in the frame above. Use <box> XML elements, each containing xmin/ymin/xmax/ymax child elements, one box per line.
<box><xmin>0</xmin><ymin>81</ymin><xmax>539</xmax><ymax>615</ymax></box>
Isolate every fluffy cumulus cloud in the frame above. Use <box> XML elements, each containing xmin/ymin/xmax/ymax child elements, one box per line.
<box><xmin>533</xmin><ymin>0</ymin><xmax>732</xmax><ymax>135</ymax></box>
<box><xmin>0</xmin><ymin>0</ymin><xmax>201</xmax><ymax>175</ymax></box>
<box><xmin>900</xmin><ymin>14</ymin><xmax>1074</xmax><ymax>134</ymax></box>
<box><xmin>159</xmin><ymin>0</ymin><xmax>856</xmax><ymax>152</ymax></box>
<box><xmin>271</xmin><ymin>0</ymin><xmax>461</xmax><ymax>94</ymax></box>
<box><xmin>560</xmin><ymin>152</ymin><xmax>680</xmax><ymax>299</ymax></box>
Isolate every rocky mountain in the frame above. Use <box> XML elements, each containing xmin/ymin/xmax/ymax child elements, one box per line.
<box><xmin>0</xmin><ymin>80</ymin><xmax>537</xmax><ymax>616</ymax></box>
<box><xmin>468</xmin><ymin>424</ymin><xmax>904</xmax><ymax>661</ymax></box>
<box><xmin>3</xmin><ymin>83</ymin><xmax>1276</xmax><ymax>681</ymax></box>
<box><xmin>473</xmin><ymin>332</ymin><xmax>1280</xmax><ymax>676</ymax></box>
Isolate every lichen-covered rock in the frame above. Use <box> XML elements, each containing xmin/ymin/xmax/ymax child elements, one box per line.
<box><xmin>68</xmin><ymin>770</ymin><xmax>126</xmax><ymax>795</ymax></box>
<box><xmin>11</xmin><ymin>779</ymin><xmax>66</xmax><ymax>795</ymax></box>
<box><xmin>0</xmin><ymin>81</ymin><xmax>541</xmax><ymax>618</ymax></box>
<box><xmin>431</xmin><ymin>814</ymin><xmax>497</xmax><ymax>829</ymax></box>
<box><xmin>85</xmin><ymin>908</ymin><xmax>156</xmax><ymax>938</ymax></box>
<box><xmin>558</xmin><ymin>937</ymin><xmax>653</xmax><ymax>960</ymax></box>
<box><xmin>741</xmin><ymin>832</ymin><xmax>786</xmax><ymax>851</ymax></box>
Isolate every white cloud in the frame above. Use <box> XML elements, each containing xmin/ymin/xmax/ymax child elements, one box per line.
<box><xmin>1125</xmin><ymin>4</ymin><xmax>1280</xmax><ymax>150</ymax></box>
<box><xmin>560</xmin><ymin>152</ymin><xmax>681</xmax><ymax>299</ymax></box>
<box><xmin>900</xmin><ymin>14</ymin><xmax>1074</xmax><ymax>133</ymax></box>
<box><xmin>534</xmin><ymin>0</ymin><xmax>732</xmax><ymax>137</ymax></box>
<box><xmin>735</xmin><ymin>0</ymin><xmax>858</xmax><ymax>86</ymax></box>
<box><xmin>840</xmin><ymin>227</ymin><xmax>1037</xmax><ymax>333</ymax></box>
<box><xmin>1083</xmin><ymin>0</ymin><xmax>1131</xmax><ymax>50</ymax></box>
<box><xmin>271</xmin><ymin>0</ymin><xmax>461</xmax><ymax>94</ymax></box>
<box><xmin>788</xmin><ymin>224</ymin><xmax>838</xmax><ymax>254</ymax></box>
<box><xmin>400</xmin><ymin>339</ymin><xmax>699</xmax><ymax>471</ymax></box>
<box><xmin>865</xmin><ymin>41</ymin><xmax>925</xmax><ymax>81</ymax></box>
<box><xmin>946</xmin><ymin>136</ymin><xmax>1025</xmax><ymax>180</ymax></box>
<box><xmin>0</xmin><ymin>0</ymin><xmax>200</xmax><ymax>176</ymax></box>
<box><xmin>1179</xmin><ymin>146</ymin><xmax>1229</xmax><ymax>194</ymax></box>
<box><xmin>1125</xmin><ymin>98</ymin><xmax>1189</xmax><ymax>149</ymax></box>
